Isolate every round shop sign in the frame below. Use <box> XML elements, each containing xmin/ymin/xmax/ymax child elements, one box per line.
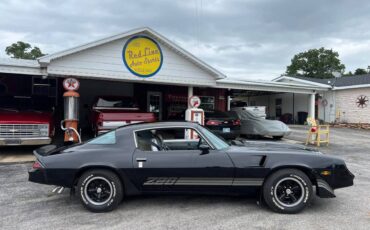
<box><xmin>63</xmin><ymin>78</ymin><xmax>80</xmax><ymax>91</ymax></box>
<box><xmin>122</xmin><ymin>35</ymin><xmax>163</xmax><ymax>78</ymax></box>
<box><xmin>321</xmin><ymin>99</ymin><xmax>328</xmax><ymax>107</ymax></box>
<box><xmin>189</xmin><ymin>96</ymin><xmax>201</xmax><ymax>108</ymax></box>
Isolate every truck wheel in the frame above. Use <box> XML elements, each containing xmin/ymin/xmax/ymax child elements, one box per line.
<box><xmin>77</xmin><ymin>169</ymin><xmax>123</xmax><ymax>212</ymax></box>
<box><xmin>263</xmin><ymin>169</ymin><xmax>313</xmax><ymax>214</ymax></box>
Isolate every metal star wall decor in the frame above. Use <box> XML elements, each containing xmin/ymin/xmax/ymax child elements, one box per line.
<box><xmin>356</xmin><ymin>95</ymin><xmax>369</xmax><ymax>108</ymax></box>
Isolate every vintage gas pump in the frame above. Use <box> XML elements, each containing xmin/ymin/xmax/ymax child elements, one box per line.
<box><xmin>61</xmin><ymin>78</ymin><xmax>81</xmax><ymax>144</ymax></box>
<box><xmin>185</xmin><ymin>96</ymin><xmax>204</xmax><ymax>139</ymax></box>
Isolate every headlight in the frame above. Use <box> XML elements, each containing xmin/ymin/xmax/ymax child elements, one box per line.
<box><xmin>39</xmin><ymin>124</ymin><xmax>49</xmax><ymax>136</ymax></box>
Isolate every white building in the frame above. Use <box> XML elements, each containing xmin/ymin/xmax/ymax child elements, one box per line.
<box><xmin>245</xmin><ymin>75</ymin><xmax>370</xmax><ymax>124</ymax></box>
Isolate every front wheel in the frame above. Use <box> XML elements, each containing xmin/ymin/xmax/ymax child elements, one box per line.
<box><xmin>263</xmin><ymin>169</ymin><xmax>313</xmax><ymax>214</ymax></box>
<box><xmin>77</xmin><ymin>169</ymin><xmax>123</xmax><ymax>212</ymax></box>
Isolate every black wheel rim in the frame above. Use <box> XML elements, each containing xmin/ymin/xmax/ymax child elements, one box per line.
<box><xmin>274</xmin><ymin>177</ymin><xmax>304</xmax><ymax>207</ymax></box>
<box><xmin>84</xmin><ymin>176</ymin><xmax>113</xmax><ymax>205</ymax></box>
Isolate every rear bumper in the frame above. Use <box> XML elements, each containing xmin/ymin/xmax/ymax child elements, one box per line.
<box><xmin>29</xmin><ymin>167</ymin><xmax>76</xmax><ymax>187</ymax></box>
<box><xmin>28</xmin><ymin>168</ymin><xmax>48</xmax><ymax>184</ymax></box>
<box><xmin>0</xmin><ymin>137</ymin><xmax>51</xmax><ymax>146</ymax></box>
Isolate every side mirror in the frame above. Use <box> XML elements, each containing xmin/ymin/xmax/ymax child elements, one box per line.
<box><xmin>199</xmin><ymin>144</ymin><xmax>210</xmax><ymax>155</ymax></box>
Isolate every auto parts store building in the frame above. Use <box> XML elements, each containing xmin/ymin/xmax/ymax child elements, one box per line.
<box><xmin>0</xmin><ymin>27</ymin><xmax>327</xmax><ymax>142</ymax></box>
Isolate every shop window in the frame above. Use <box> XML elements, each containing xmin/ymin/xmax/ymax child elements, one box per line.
<box><xmin>199</xmin><ymin>96</ymin><xmax>215</xmax><ymax>112</ymax></box>
<box><xmin>0</xmin><ymin>82</ymin><xmax>7</xmax><ymax>95</ymax></box>
<box><xmin>166</xmin><ymin>95</ymin><xmax>187</xmax><ymax>120</ymax></box>
<box><xmin>32</xmin><ymin>77</ymin><xmax>57</xmax><ymax>97</ymax></box>
<box><xmin>1</xmin><ymin>75</ymin><xmax>32</xmax><ymax>96</ymax></box>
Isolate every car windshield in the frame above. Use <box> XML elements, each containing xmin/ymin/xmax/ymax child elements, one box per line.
<box><xmin>197</xmin><ymin>125</ymin><xmax>229</xmax><ymax>150</ymax></box>
<box><xmin>96</xmin><ymin>97</ymin><xmax>138</xmax><ymax>109</ymax></box>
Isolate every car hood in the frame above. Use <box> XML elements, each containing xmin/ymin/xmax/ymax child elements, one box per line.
<box><xmin>228</xmin><ymin>140</ymin><xmax>320</xmax><ymax>155</ymax></box>
<box><xmin>0</xmin><ymin>109</ymin><xmax>52</xmax><ymax>124</ymax></box>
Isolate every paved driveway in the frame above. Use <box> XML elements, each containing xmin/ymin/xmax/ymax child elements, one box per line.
<box><xmin>0</xmin><ymin>127</ymin><xmax>369</xmax><ymax>230</ymax></box>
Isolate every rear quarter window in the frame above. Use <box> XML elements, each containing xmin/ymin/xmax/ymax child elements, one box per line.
<box><xmin>88</xmin><ymin>131</ymin><xmax>116</xmax><ymax>144</ymax></box>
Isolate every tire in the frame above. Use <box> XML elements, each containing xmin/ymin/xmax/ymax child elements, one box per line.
<box><xmin>77</xmin><ymin>169</ymin><xmax>123</xmax><ymax>212</ymax></box>
<box><xmin>263</xmin><ymin>169</ymin><xmax>313</xmax><ymax>214</ymax></box>
<box><xmin>273</xmin><ymin>136</ymin><xmax>283</xmax><ymax>140</ymax></box>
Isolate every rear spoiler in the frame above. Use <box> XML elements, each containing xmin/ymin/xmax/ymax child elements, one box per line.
<box><xmin>33</xmin><ymin>145</ymin><xmax>57</xmax><ymax>157</ymax></box>
<box><xmin>34</xmin><ymin>143</ymin><xmax>82</xmax><ymax>157</ymax></box>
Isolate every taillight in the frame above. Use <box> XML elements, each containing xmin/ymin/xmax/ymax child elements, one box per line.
<box><xmin>233</xmin><ymin>119</ymin><xmax>241</xmax><ymax>126</ymax></box>
<box><xmin>206</xmin><ymin>120</ymin><xmax>221</xmax><ymax>126</ymax></box>
<box><xmin>97</xmin><ymin>113</ymin><xmax>104</xmax><ymax>125</ymax></box>
<box><xmin>32</xmin><ymin>161</ymin><xmax>43</xmax><ymax>170</ymax></box>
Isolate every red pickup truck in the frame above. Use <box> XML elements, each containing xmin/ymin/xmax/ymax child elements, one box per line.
<box><xmin>0</xmin><ymin>97</ymin><xmax>54</xmax><ymax>146</ymax></box>
<box><xmin>91</xmin><ymin>96</ymin><xmax>156</xmax><ymax>135</ymax></box>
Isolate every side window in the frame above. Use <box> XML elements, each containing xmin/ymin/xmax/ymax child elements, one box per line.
<box><xmin>135</xmin><ymin>128</ymin><xmax>210</xmax><ymax>152</ymax></box>
<box><xmin>88</xmin><ymin>131</ymin><xmax>116</xmax><ymax>144</ymax></box>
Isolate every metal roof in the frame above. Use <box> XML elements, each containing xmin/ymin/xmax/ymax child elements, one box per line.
<box><xmin>216</xmin><ymin>78</ymin><xmax>329</xmax><ymax>94</ymax></box>
<box><xmin>0</xmin><ymin>58</ymin><xmax>43</xmax><ymax>75</ymax></box>
<box><xmin>0</xmin><ymin>58</ymin><xmax>40</xmax><ymax>68</ymax></box>
<box><xmin>293</xmin><ymin>75</ymin><xmax>370</xmax><ymax>87</ymax></box>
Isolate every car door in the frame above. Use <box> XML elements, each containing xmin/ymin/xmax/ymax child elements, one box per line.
<box><xmin>132</xmin><ymin>127</ymin><xmax>234</xmax><ymax>193</ymax></box>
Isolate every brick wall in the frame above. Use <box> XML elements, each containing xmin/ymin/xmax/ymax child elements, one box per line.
<box><xmin>335</xmin><ymin>87</ymin><xmax>370</xmax><ymax>123</ymax></box>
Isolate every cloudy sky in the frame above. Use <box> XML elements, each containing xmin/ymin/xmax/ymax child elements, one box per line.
<box><xmin>1</xmin><ymin>0</ymin><xmax>370</xmax><ymax>80</ymax></box>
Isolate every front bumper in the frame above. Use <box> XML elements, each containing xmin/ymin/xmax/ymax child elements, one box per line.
<box><xmin>316</xmin><ymin>179</ymin><xmax>336</xmax><ymax>198</ymax></box>
<box><xmin>315</xmin><ymin>164</ymin><xmax>354</xmax><ymax>198</ymax></box>
<box><xmin>0</xmin><ymin>137</ymin><xmax>51</xmax><ymax>146</ymax></box>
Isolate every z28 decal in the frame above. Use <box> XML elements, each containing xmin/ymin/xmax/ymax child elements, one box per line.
<box><xmin>143</xmin><ymin>177</ymin><xmax>263</xmax><ymax>186</ymax></box>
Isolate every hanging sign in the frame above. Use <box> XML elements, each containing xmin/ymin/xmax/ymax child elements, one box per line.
<box><xmin>63</xmin><ymin>78</ymin><xmax>80</xmax><ymax>91</ymax></box>
<box><xmin>189</xmin><ymin>96</ymin><xmax>201</xmax><ymax>108</ymax></box>
<box><xmin>122</xmin><ymin>35</ymin><xmax>163</xmax><ymax>78</ymax></box>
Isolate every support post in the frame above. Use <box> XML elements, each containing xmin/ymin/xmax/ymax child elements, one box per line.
<box><xmin>188</xmin><ymin>86</ymin><xmax>193</xmax><ymax>109</ymax></box>
<box><xmin>308</xmin><ymin>93</ymin><xmax>316</xmax><ymax>119</ymax></box>
<box><xmin>227</xmin><ymin>89</ymin><xmax>231</xmax><ymax>111</ymax></box>
<box><xmin>292</xmin><ymin>93</ymin><xmax>295</xmax><ymax>124</ymax></box>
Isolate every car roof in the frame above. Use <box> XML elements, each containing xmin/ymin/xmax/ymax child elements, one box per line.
<box><xmin>117</xmin><ymin>121</ymin><xmax>199</xmax><ymax>132</ymax></box>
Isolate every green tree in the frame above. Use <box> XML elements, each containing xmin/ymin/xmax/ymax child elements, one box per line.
<box><xmin>343</xmin><ymin>71</ymin><xmax>353</xmax><ymax>76</ymax></box>
<box><xmin>285</xmin><ymin>47</ymin><xmax>345</xmax><ymax>79</ymax></box>
<box><xmin>354</xmin><ymin>68</ymin><xmax>368</xmax><ymax>75</ymax></box>
<box><xmin>5</xmin><ymin>41</ymin><xmax>45</xmax><ymax>59</ymax></box>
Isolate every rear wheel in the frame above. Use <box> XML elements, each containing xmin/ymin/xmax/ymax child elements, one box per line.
<box><xmin>77</xmin><ymin>169</ymin><xmax>123</xmax><ymax>212</ymax></box>
<box><xmin>263</xmin><ymin>169</ymin><xmax>313</xmax><ymax>214</ymax></box>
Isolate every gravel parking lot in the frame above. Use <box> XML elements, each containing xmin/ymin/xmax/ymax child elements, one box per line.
<box><xmin>0</xmin><ymin>126</ymin><xmax>369</xmax><ymax>230</ymax></box>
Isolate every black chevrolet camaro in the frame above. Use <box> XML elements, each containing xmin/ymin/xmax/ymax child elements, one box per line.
<box><xmin>29</xmin><ymin>122</ymin><xmax>354</xmax><ymax>214</ymax></box>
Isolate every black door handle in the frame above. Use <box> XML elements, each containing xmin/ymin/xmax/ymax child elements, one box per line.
<box><xmin>136</xmin><ymin>158</ymin><xmax>147</xmax><ymax>162</ymax></box>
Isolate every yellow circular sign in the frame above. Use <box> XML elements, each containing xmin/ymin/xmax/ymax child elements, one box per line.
<box><xmin>123</xmin><ymin>36</ymin><xmax>163</xmax><ymax>77</ymax></box>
